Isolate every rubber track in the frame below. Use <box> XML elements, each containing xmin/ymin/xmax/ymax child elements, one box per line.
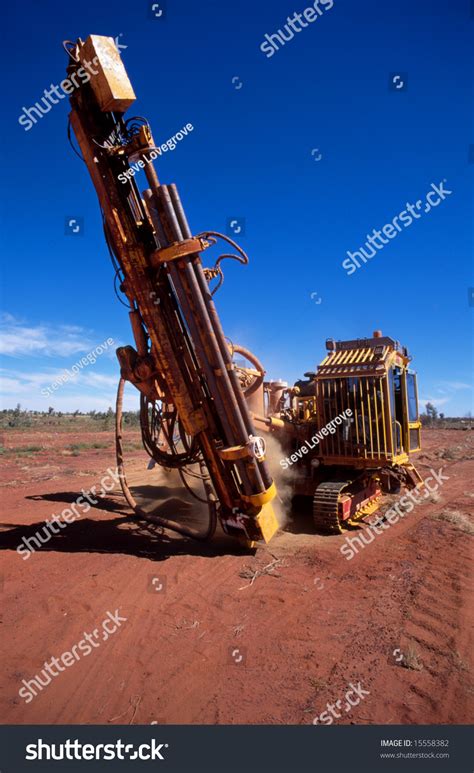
<box><xmin>312</xmin><ymin>480</ymin><xmax>349</xmax><ymax>534</ymax></box>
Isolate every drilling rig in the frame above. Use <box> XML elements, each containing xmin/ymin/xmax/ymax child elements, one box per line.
<box><xmin>65</xmin><ymin>35</ymin><xmax>279</xmax><ymax>546</ymax></box>
<box><xmin>252</xmin><ymin>332</ymin><xmax>423</xmax><ymax>534</ymax></box>
<box><xmin>65</xmin><ymin>35</ymin><xmax>422</xmax><ymax>544</ymax></box>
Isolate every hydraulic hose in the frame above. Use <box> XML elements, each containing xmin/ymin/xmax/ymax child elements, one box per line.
<box><xmin>115</xmin><ymin>377</ymin><xmax>217</xmax><ymax>541</ymax></box>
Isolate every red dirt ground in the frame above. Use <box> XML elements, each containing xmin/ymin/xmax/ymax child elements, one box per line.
<box><xmin>0</xmin><ymin>428</ymin><xmax>473</xmax><ymax>725</ymax></box>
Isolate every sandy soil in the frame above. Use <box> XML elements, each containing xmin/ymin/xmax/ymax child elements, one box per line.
<box><xmin>0</xmin><ymin>428</ymin><xmax>472</xmax><ymax>725</ymax></box>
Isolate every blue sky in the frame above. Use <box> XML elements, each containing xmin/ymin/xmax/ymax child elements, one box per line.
<box><xmin>1</xmin><ymin>0</ymin><xmax>472</xmax><ymax>415</ymax></box>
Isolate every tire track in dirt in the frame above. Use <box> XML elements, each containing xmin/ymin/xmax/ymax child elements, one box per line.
<box><xmin>1</xmin><ymin>429</ymin><xmax>472</xmax><ymax>725</ymax></box>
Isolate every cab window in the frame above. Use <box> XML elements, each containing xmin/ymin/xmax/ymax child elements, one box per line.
<box><xmin>406</xmin><ymin>372</ymin><xmax>418</xmax><ymax>422</ymax></box>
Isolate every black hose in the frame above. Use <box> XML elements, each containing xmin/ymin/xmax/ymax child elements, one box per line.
<box><xmin>115</xmin><ymin>377</ymin><xmax>217</xmax><ymax>541</ymax></box>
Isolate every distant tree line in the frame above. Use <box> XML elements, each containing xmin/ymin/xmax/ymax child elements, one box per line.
<box><xmin>1</xmin><ymin>402</ymin><xmax>471</xmax><ymax>431</ymax></box>
<box><xmin>0</xmin><ymin>405</ymin><xmax>140</xmax><ymax>429</ymax></box>
<box><xmin>420</xmin><ymin>402</ymin><xmax>472</xmax><ymax>428</ymax></box>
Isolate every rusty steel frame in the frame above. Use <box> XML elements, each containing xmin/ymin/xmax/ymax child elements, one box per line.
<box><xmin>66</xmin><ymin>35</ymin><xmax>278</xmax><ymax>544</ymax></box>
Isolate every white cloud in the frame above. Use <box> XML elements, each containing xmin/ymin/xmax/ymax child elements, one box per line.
<box><xmin>0</xmin><ymin>314</ymin><xmax>132</xmax><ymax>411</ymax></box>
<box><xmin>440</xmin><ymin>381</ymin><xmax>471</xmax><ymax>391</ymax></box>
<box><xmin>420</xmin><ymin>396</ymin><xmax>450</xmax><ymax>408</ymax></box>
<box><xmin>0</xmin><ymin>368</ymin><xmax>118</xmax><ymax>392</ymax></box>
<box><xmin>0</xmin><ymin>369</ymin><xmax>139</xmax><ymax>412</ymax></box>
<box><xmin>84</xmin><ymin>373</ymin><xmax>119</xmax><ymax>388</ymax></box>
<box><xmin>0</xmin><ymin>313</ymin><xmax>118</xmax><ymax>358</ymax></box>
<box><xmin>419</xmin><ymin>380</ymin><xmax>473</xmax><ymax>415</ymax></box>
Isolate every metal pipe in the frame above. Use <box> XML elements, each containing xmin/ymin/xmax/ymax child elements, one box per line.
<box><xmin>158</xmin><ymin>185</ymin><xmax>266</xmax><ymax>494</ymax></box>
<box><xmin>152</xmin><ymin>188</ymin><xmax>240</xmax><ymax>448</ymax></box>
<box><xmin>143</xmin><ymin>157</ymin><xmax>160</xmax><ymax>191</ymax></box>
<box><xmin>158</xmin><ymin>187</ymin><xmax>253</xmax><ymax>446</ymax></box>
<box><xmin>168</xmin><ymin>183</ymin><xmax>272</xmax><ymax>491</ymax></box>
<box><xmin>194</xmin><ymin>264</ymin><xmax>272</xmax><ymax>489</ymax></box>
<box><xmin>251</xmin><ymin>413</ymin><xmax>286</xmax><ymax>429</ymax></box>
<box><xmin>143</xmin><ymin>188</ymin><xmax>167</xmax><ymax>247</ymax></box>
<box><xmin>147</xmin><ymin>185</ymin><xmax>260</xmax><ymax>497</ymax></box>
